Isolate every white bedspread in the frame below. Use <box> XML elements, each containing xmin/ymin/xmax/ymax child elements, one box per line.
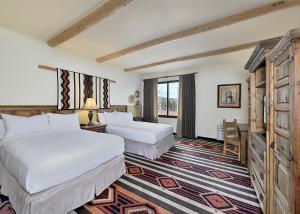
<box><xmin>0</xmin><ymin>130</ymin><xmax>124</xmax><ymax>194</ymax></box>
<box><xmin>106</xmin><ymin>121</ymin><xmax>173</xmax><ymax>144</ymax></box>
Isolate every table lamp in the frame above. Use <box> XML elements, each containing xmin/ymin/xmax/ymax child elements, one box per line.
<box><xmin>83</xmin><ymin>98</ymin><xmax>98</xmax><ymax>126</ymax></box>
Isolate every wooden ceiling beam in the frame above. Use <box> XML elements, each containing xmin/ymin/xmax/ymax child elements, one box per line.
<box><xmin>96</xmin><ymin>0</ymin><xmax>300</xmax><ymax>63</ymax></box>
<box><xmin>47</xmin><ymin>0</ymin><xmax>133</xmax><ymax>47</ymax></box>
<box><xmin>124</xmin><ymin>37</ymin><xmax>281</xmax><ymax>72</ymax></box>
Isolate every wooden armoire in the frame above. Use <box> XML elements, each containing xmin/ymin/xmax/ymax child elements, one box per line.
<box><xmin>246</xmin><ymin>29</ymin><xmax>300</xmax><ymax>214</ymax></box>
<box><xmin>245</xmin><ymin>37</ymin><xmax>280</xmax><ymax>213</ymax></box>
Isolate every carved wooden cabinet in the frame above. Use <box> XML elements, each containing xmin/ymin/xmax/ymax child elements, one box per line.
<box><xmin>267</xmin><ymin>29</ymin><xmax>300</xmax><ymax>214</ymax></box>
<box><xmin>246</xmin><ymin>29</ymin><xmax>300</xmax><ymax>214</ymax></box>
<box><xmin>248</xmin><ymin>133</ymin><xmax>267</xmax><ymax>209</ymax></box>
<box><xmin>245</xmin><ymin>38</ymin><xmax>280</xmax><ymax>213</ymax></box>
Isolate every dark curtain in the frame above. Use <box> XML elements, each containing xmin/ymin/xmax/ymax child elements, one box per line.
<box><xmin>177</xmin><ymin>74</ymin><xmax>196</xmax><ymax>138</ymax></box>
<box><xmin>143</xmin><ymin>78</ymin><xmax>158</xmax><ymax>123</ymax></box>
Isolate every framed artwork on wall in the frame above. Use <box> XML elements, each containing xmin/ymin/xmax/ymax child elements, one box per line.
<box><xmin>217</xmin><ymin>83</ymin><xmax>241</xmax><ymax>108</ymax></box>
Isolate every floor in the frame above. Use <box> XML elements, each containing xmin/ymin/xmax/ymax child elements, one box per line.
<box><xmin>1</xmin><ymin>138</ymin><xmax>262</xmax><ymax>214</ymax></box>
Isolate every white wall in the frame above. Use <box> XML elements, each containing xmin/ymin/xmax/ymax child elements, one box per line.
<box><xmin>195</xmin><ymin>64</ymin><xmax>249</xmax><ymax>138</ymax></box>
<box><xmin>142</xmin><ymin>50</ymin><xmax>251</xmax><ymax>138</ymax></box>
<box><xmin>0</xmin><ymin>27</ymin><xmax>141</xmax><ymax>105</ymax></box>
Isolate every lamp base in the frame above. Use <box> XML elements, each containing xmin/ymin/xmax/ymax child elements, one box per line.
<box><xmin>88</xmin><ymin>110</ymin><xmax>93</xmax><ymax>126</ymax></box>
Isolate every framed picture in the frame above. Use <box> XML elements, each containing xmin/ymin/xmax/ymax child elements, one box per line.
<box><xmin>217</xmin><ymin>84</ymin><xmax>241</xmax><ymax>108</ymax></box>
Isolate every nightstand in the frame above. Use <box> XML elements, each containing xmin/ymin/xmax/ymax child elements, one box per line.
<box><xmin>80</xmin><ymin>124</ymin><xmax>107</xmax><ymax>133</ymax></box>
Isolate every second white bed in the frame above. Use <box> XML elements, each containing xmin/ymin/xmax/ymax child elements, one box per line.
<box><xmin>101</xmin><ymin>112</ymin><xmax>175</xmax><ymax>159</ymax></box>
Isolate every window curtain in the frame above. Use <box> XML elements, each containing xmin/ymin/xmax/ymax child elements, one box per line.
<box><xmin>143</xmin><ymin>78</ymin><xmax>158</xmax><ymax>123</ymax></box>
<box><xmin>176</xmin><ymin>74</ymin><xmax>196</xmax><ymax>138</ymax></box>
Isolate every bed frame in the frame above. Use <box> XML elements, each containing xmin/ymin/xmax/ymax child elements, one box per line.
<box><xmin>0</xmin><ymin>105</ymin><xmax>127</xmax><ymax>214</ymax></box>
<box><xmin>0</xmin><ymin>155</ymin><xmax>125</xmax><ymax>214</ymax></box>
<box><xmin>124</xmin><ymin>134</ymin><xmax>175</xmax><ymax>160</ymax></box>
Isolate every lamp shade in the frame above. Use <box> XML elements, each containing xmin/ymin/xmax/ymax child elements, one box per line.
<box><xmin>83</xmin><ymin>98</ymin><xmax>98</xmax><ymax>110</ymax></box>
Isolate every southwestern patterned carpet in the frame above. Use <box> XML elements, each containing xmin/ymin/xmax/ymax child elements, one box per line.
<box><xmin>0</xmin><ymin>138</ymin><xmax>262</xmax><ymax>214</ymax></box>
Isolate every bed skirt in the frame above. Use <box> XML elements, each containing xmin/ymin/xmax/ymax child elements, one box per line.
<box><xmin>0</xmin><ymin>154</ymin><xmax>125</xmax><ymax>214</ymax></box>
<box><xmin>124</xmin><ymin>134</ymin><xmax>174</xmax><ymax>159</ymax></box>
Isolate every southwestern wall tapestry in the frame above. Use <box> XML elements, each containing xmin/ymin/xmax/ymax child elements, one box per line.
<box><xmin>57</xmin><ymin>69</ymin><xmax>110</xmax><ymax>110</ymax></box>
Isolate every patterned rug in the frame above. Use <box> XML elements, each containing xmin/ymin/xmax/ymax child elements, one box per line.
<box><xmin>0</xmin><ymin>138</ymin><xmax>262</xmax><ymax>214</ymax></box>
<box><xmin>0</xmin><ymin>194</ymin><xmax>15</xmax><ymax>214</ymax></box>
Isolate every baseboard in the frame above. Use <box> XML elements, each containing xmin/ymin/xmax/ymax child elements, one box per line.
<box><xmin>197</xmin><ymin>136</ymin><xmax>224</xmax><ymax>143</ymax></box>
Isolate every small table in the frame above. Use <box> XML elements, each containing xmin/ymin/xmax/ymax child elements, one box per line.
<box><xmin>80</xmin><ymin>124</ymin><xmax>107</xmax><ymax>133</ymax></box>
<box><xmin>238</xmin><ymin>123</ymin><xmax>249</xmax><ymax>165</ymax></box>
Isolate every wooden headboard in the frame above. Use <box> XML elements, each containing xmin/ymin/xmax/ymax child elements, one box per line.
<box><xmin>99</xmin><ymin>105</ymin><xmax>127</xmax><ymax>113</ymax></box>
<box><xmin>0</xmin><ymin>105</ymin><xmax>127</xmax><ymax>118</ymax></box>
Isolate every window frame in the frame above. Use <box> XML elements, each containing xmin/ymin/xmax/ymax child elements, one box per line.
<box><xmin>158</xmin><ymin>80</ymin><xmax>179</xmax><ymax>118</ymax></box>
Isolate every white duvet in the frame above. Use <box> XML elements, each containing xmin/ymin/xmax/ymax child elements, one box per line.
<box><xmin>106</xmin><ymin>121</ymin><xmax>173</xmax><ymax>144</ymax></box>
<box><xmin>0</xmin><ymin>130</ymin><xmax>124</xmax><ymax>194</ymax></box>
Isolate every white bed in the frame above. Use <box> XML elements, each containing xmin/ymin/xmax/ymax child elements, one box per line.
<box><xmin>101</xmin><ymin>112</ymin><xmax>175</xmax><ymax>159</ymax></box>
<box><xmin>0</xmin><ymin>114</ymin><xmax>126</xmax><ymax>214</ymax></box>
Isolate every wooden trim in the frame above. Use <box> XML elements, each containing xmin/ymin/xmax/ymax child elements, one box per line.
<box><xmin>244</xmin><ymin>37</ymin><xmax>281</xmax><ymax>72</ymax></box>
<box><xmin>267</xmin><ymin>28</ymin><xmax>300</xmax><ymax>61</ymax></box>
<box><xmin>293</xmin><ymin>38</ymin><xmax>300</xmax><ymax>214</ymax></box>
<box><xmin>0</xmin><ymin>105</ymin><xmax>127</xmax><ymax>118</ymax></box>
<box><xmin>38</xmin><ymin>65</ymin><xmax>57</xmax><ymax>71</ymax></box>
<box><xmin>265</xmin><ymin>45</ymin><xmax>272</xmax><ymax>214</ymax></box>
<box><xmin>124</xmin><ymin>39</ymin><xmax>276</xmax><ymax>72</ymax></box>
<box><xmin>0</xmin><ymin>105</ymin><xmax>65</xmax><ymax>118</ymax></box>
<box><xmin>96</xmin><ymin>1</ymin><xmax>300</xmax><ymax>63</ymax></box>
<box><xmin>38</xmin><ymin>64</ymin><xmax>117</xmax><ymax>83</ymax></box>
<box><xmin>47</xmin><ymin>0</ymin><xmax>133</xmax><ymax>47</ymax></box>
<box><xmin>98</xmin><ymin>105</ymin><xmax>127</xmax><ymax>112</ymax></box>
<box><xmin>0</xmin><ymin>105</ymin><xmax>57</xmax><ymax>110</ymax></box>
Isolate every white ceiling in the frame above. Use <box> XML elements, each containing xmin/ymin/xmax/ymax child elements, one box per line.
<box><xmin>0</xmin><ymin>0</ymin><xmax>106</xmax><ymax>40</ymax></box>
<box><xmin>0</xmin><ymin>0</ymin><xmax>300</xmax><ymax>74</ymax></box>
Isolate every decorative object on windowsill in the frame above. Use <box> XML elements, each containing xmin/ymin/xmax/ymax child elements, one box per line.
<box><xmin>128</xmin><ymin>95</ymin><xmax>135</xmax><ymax>104</ymax></box>
<box><xmin>83</xmin><ymin>98</ymin><xmax>98</xmax><ymax>126</ymax></box>
<box><xmin>217</xmin><ymin>84</ymin><xmax>241</xmax><ymax>108</ymax></box>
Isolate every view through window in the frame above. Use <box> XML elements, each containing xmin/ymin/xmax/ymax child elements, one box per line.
<box><xmin>158</xmin><ymin>81</ymin><xmax>179</xmax><ymax>117</ymax></box>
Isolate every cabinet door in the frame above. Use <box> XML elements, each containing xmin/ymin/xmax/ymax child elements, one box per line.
<box><xmin>271</xmin><ymin>52</ymin><xmax>294</xmax><ymax>214</ymax></box>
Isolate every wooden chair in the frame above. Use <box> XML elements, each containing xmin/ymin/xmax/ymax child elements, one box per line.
<box><xmin>223</xmin><ymin>119</ymin><xmax>241</xmax><ymax>160</ymax></box>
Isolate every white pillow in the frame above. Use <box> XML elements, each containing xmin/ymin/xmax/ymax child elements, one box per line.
<box><xmin>104</xmin><ymin>112</ymin><xmax>121</xmax><ymax>124</ymax></box>
<box><xmin>0</xmin><ymin>119</ymin><xmax>6</xmax><ymax>139</ymax></box>
<box><xmin>1</xmin><ymin>114</ymin><xmax>50</xmax><ymax>138</ymax></box>
<box><xmin>47</xmin><ymin>113</ymin><xmax>80</xmax><ymax>131</ymax></box>
<box><xmin>118</xmin><ymin>112</ymin><xmax>133</xmax><ymax>123</ymax></box>
<box><xmin>103</xmin><ymin>112</ymin><xmax>133</xmax><ymax>124</ymax></box>
<box><xmin>98</xmin><ymin>113</ymin><xmax>107</xmax><ymax>125</ymax></box>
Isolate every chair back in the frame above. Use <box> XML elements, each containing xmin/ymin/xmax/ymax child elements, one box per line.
<box><xmin>223</xmin><ymin>119</ymin><xmax>239</xmax><ymax>140</ymax></box>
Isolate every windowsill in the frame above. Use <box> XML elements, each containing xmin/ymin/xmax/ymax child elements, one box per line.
<box><xmin>158</xmin><ymin>115</ymin><xmax>178</xmax><ymax>119</ymax></box>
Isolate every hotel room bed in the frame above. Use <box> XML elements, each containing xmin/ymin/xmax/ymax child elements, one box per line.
<box><xmin>101</xmin><ymin>112</ymin><xmax>175</xmax><ymax>159</ymax></box>
<box><xmin>0</xmin><ymin>114</ymin><xmax>126</xmax><ymax>214</ymax></box>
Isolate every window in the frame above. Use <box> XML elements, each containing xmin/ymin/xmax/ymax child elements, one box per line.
<box><xmin>158</xmin><ymin>81</ymin><xmax>179</xmax><ymax>118</ymax></box>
